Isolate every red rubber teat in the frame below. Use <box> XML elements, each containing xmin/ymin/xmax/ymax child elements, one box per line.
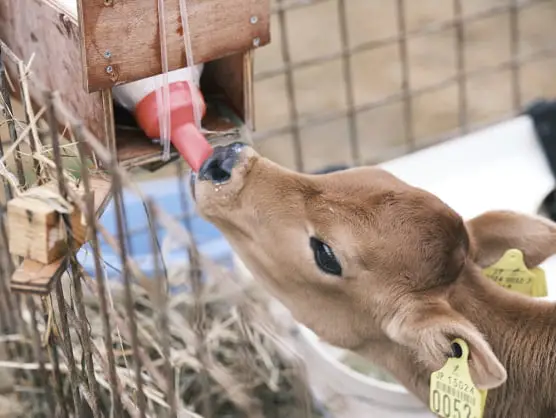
<box><xmin>133</xmin><ymin>81</ymin><xmax>212</xmax><ymax>171</ymax></box>
<box><xmin>134</xmin><ymin>81</ymin><xmax>207</xmax><ymax>138</ymax></box>
<box><xmin>171</xmin><ymin>123</ymin><xmax>213</xmax><ymax>172</ymax></box>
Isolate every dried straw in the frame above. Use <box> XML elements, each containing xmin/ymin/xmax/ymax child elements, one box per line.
<box><xmin>0</xmin><ymin>43</ymin><xmax>330</xmax><ymax>418</ymax></box>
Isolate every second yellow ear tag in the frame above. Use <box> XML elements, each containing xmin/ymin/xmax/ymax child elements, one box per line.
<box><xmin>482</xmin><ymin>249</ymin><xmax>548</xmax><ymax>297</ymax></box>
<box><xmin>429</xmin><ymin>338</ymin><xmax>488</xmax><ymax>418</ymax></box>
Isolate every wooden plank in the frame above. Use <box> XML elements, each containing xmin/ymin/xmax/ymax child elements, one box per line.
<box><xmin>202</xmin><ymin>53</ymin><xmax>248</xmax><ymax>124</ymax></box>
<box><xmin>7</xmin><ymin>182</ymin><xmax>89</xmax><ymax>264</ymax></box>
<box><xmin>10</xmin><ymin>175</ymin><xmax>112</xmax><ymax>294</ymax></box>
<box><xmin>0</xmin><ymin>0</ymin><xmax>106</xmax><ymax>141</ymax></box>
<box><xmin>115</xmin><ymin>97</ymin><xmax>241</xmax><ymax>168</ymax></box>
<box><xmin>77</xmin><ymin>0</ymin><xmax>270</xmax><ymax>92</ymax></box>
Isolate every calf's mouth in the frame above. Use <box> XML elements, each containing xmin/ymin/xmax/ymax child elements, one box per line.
<box><xmin>190</xmin><ymin>142</ymin><xmax>256</xmax><ymax>215</ymax></box>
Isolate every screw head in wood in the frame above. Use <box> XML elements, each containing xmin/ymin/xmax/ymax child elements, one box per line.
<box><xmin>104</xmin><ymin>0</ymin><xmax>113</xmax><ymax>5</ymax></box>
<box><xmin>253</xmin><ymin>37</ymin><xmax>261</xmax><ymax>47</ymax></box>
<box><xmin>105</xmin><ymin>65</ymin><xmax>114</xmax><ymax>74</ymax></box>
<box><xmin>250</xmin><ymin>15</ymin><xmax>258</xmax><ymax>24</ymax></box>
<box><xmin>103</xmin><ymin>50</ymin><xmax>112</xmax><ymax>59</ymax></box>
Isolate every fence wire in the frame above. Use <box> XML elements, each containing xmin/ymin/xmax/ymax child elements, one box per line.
<box><xmin>0</xmin><ymin>0</ymin><xmax>555</xmax><ymax>417</ymax></box>
<box><xmin>253</xmin><ymin>0</ymin><xmax>556</xmax><ymax>171</ymax></box>
<box><xmin>0</xmin><ymin>30</ymin><xmax>323</xmax><ymax>418</ymax></box>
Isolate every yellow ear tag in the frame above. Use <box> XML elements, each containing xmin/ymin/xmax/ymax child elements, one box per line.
<box><xmin>482</xmin><ymin>248</ymin><xmax>547</xmax><ymax>297</ymax></box>
<box><xmin>429</xmin><ymin>338</ymin><xmax>488</xmax><ymax>418</ymax></box>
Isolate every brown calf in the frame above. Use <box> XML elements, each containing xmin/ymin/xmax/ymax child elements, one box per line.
<box><xmin>191</xmin><ymin>143</ymin><xmax>556</xmax><ymax>418</ymax></box>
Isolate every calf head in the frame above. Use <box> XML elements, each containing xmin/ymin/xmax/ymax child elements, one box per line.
<box><xmin>191</xmin><ymin>143</ymin><xmax>556</xmax><ymax>391</ymax></box>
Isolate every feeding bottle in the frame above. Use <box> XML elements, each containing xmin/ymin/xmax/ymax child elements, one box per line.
<box><xmin>112</xmin><ymin>65</ymin><xmax>213</xmax><ymax>171</ymax></box>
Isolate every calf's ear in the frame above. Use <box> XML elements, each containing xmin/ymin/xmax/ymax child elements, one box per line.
<box><xmin>466</xmin><ymin>210</ymin><xmax>556</xmax><ymax>268</ymax></box>
<box><xmin>385</xmin><ymin>303</ymin><xmax>507</xmax><ymax>390</ymax></box>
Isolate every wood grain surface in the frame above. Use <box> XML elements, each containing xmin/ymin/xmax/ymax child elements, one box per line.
<box><xmin>0</xmin><ymin>0</ymin><xmax>106</xmax><ymax>141</ymax></box>
<box><xmin>77</xmin><ymin>0</ymin><xmax>270</xmax><ymax>92</ymax></box>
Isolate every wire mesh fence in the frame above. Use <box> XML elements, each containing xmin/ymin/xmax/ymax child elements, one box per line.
<box><xmin>0</xmin><ymin>42</ymin><xmax>327</xmax><ymax>418</ymax></box>
<box><xmin>1</xmin><ymin>0</ymin><xmax>556</xmax><ymax>417</ymax></box>
<box><xmin>252</xmin><ymin>0</ymin><xmax>556</xmax><ymax>172</ymax></box>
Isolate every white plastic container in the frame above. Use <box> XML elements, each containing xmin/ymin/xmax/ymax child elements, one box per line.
<box><xmin>112</xmin><ymin>65</ymin><xmax>204</xmax><ymax>113</ymax></box>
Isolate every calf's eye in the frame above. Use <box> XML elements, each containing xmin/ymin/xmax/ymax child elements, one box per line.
<box><xmin>310</xmin><ymin>237</ymin><xmax>342</xmax><ymax>276</ymax></box>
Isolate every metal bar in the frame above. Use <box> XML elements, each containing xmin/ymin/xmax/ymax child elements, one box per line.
<box><xmin>14</xmin><ymin>60</ymin><xmax>46</xmax><ymax>406</ymax></box>
<box><xmin>337</xmin><ymin>0</ymin><xmax>361</xmax><ymax>166</ymax></box>
<box><xmin>48</xmin><ymin>341</ymin><xmax>70</xmax><ymax>418</ymax></box>
<box><xmin>0</xmin><ymin>150</ymin><xmax>12</xmax><ymax>203</ymax></box>
<box><xmin>0</xmin><ymin>206</ymin><xmax>16</xmax><ymax>333</ymax></box>
<box><xmin>101</xmin><ymin>90</ymin><xmax>117</xmax><ymax>160</ymax></box>
<box><xmin>11</xmin><ymin>292</ymin><xmax>35</xmax><ymax>400</ymax></box>
<box><xmin>453</xmin><ymin>0</ymin><xmax>467</xmax><ymax>134</ymax></box>
<box><xmin>111</xmin><ymin>171</ymin><xmax>147</xmax><ymax>418</ymax></box>
<box><xmin>27</xmin><ymin>296</ymin><xmax>56</xmax><ymax>415</ymax></box>
<box><xmin>102</xmin><ymin>89</ymin><xmax>134</xmax><ymax>257</ymax></box>
<box><xmin>252</xmin><ymin>45</ymin><xmax>556</xmax><ymax>142</ymax></box>
<box><xmin>0</xmin><ymin>257</ymin><xmax>9</xmax><ymax>334</ymax></box>
<box><xmin>17</xmin><ymin>61</ymin><xmax>42</xmax><ymax>184</ymax></box>
<box><xmin>0</xmin><ymin>216</ymin><xmax>18</xmax><ymax>373</ymax></box>
<box><xmin>396</xmin><ymin>0</ymin><xmax>414</xmax><ymax>150</ymax></box>
<box><xmin>255</xmin><ymin>0</ymin><xmax>551</xmax><ymax>82</ymax></box>
<box><xmin>0</xmin><ymin>57</ymin><xmax>31</xmax><ymax>393</ymax></box>
<box><xmin>270</xmin><ymin>0</ymin><xmax>331</xmax><ymax>14</ymax></box>
<box><xmin>67</xmin><ymin>260</ymin><xmax>102</xmax><ymax>416</ymax></box>
<box><xmin>0</xmin><ymin>63</ymin><xmax>11</xmax><ymax>334</ymax></box>
<box><xmin>44</xmin><ymin>90</ymin><xmax>83</xmax><ymax>416</ymax></box>
<box><xmin>277</xmin><ymin>0</ymin><xmax>304</xmax><ymax>172</ymax></box>
<box><xmin>173</xmin><ymin>164</ymin><xmax>210</xmax><ymax>418</ymax></box>
<box><xmin>50</xmin><ymin>124</ymin><xmax>103</xmax><ymax>418</ymax></box>
<box><xmin>0</xmin><ymin>55</ymin><xmax>25</xmax><ymax>187</ymax></box>
<box><xmin>176</xmin><ymin>160</ymin><xmax>192</xmax><ymax>230</ymax></box>
<box><xmin>188</xmin><ymin>236</ymin><xmax>212</xmax><ymax>418</ymax></box>
<box><xmin>0</xmin><ymin>52</ymin><xmax>14</xmax><ymax>200</ymax></box>
<box><xmin>270</xmin><ymin>0</ymin><xmax>546</xmax><ymax>16</ymax></box>
<box><xmin>53</xmin><ymin>243</ymin><xmax>83</xmax><ymax>417</ymax></box>
<box><xmin>509</xmin><ymin>0</ymin><xmax>522</xmax><ymax>111</ymax></box>
<box><xmin>146</xmin><ymin>200</ymin><xmax>175</xmax><ymax>418</ymax></box>
<box><xmin>75</xmin><ymin>123</ymin><xmax>124</xmax><ymax>417</ymax></box>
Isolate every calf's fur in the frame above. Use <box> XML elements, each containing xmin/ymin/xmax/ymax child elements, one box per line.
<box><xmin>192</xmin><ymin>146</ymin><xmax>556</xmax><ymax>418</ymax></box>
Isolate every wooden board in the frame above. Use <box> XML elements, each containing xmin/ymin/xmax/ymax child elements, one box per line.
<box><xmin>0</xmin><ymin>0</ymin><xmax>106</xmax><ymax>141</ymax></box>
<box><xmin>7</xmin><ymin>182</ymin><xmax>89</xmax><ymax>264</ymax></box>
<box><xmin>116</xmin><ymin>97</ymin><xmax>242</xmax><ymax>169</ymax></box>
<box><xmin>77</xmin><ymin>0</ymin><xmax>270</xmax><ymax>92</ymax></box>
<box><xmin>202</xmin><ymin>53</ymin><xmax>250</xmax><ymax>125</ymax></box>
<box><xmin>10</xmin><ymin>175</ymin><xmax>112</xmax><ymax>294</ymax></box>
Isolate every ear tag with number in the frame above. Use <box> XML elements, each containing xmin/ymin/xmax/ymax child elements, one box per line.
<box><xmin>482</xmin><ymin>248</ymin><xmax>547</xmax><ymax>297</ymax></box>
<box><xmin>429</xmin><ymin>338</ymin><xmax>488</xmax><ymax>418</ymax></box>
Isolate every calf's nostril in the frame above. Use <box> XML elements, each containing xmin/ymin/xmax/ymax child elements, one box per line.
<box><xmin>197</xmin><ymin>142</ymin><xmax>246</xmax><ymax>184</ymax></box>
<box><xmin>197</xmin><ymin>146</ymin><xmax>235</xmax><ymax>184</ymax></box>
<box><xmin>205</xmin><ymin>158</ymin><xmax>232</xmax><ymax>183</ymax></box>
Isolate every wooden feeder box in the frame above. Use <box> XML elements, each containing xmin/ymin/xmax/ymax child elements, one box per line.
<box><xmin>6</xmin><ymin>181</ymin><xmax>89</xmax><ymax>264</ymax></box>
<box><xmin>1</xmin><ymin>0</ymin><xmax>270</xmax><ymax>294</ymax></box>
<box><xmin>9</xmin><ymin>176</ymin><xmax>111</xmax><ymax>294</ymax></box>
<box><xmin>0</xmin><ymin>0</ymin><xmax>270</xmax><ymax>169</ymax></box>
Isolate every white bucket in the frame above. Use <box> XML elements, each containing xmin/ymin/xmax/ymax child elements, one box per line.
<box><xmin>295</xmin><ymin>324</ymin><xmax>433</xmax><ymax>416</ymax></box>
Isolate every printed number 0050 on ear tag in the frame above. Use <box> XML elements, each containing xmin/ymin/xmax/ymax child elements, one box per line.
<box><xmin>429</xmin><ymin>338</ymin><xmax>487</xmax><ymax>418</ymax></box>
<box><xmin>482</xmin><ymin>248</ymin><xmax>547</xmax><ymax>298</ymax></box>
